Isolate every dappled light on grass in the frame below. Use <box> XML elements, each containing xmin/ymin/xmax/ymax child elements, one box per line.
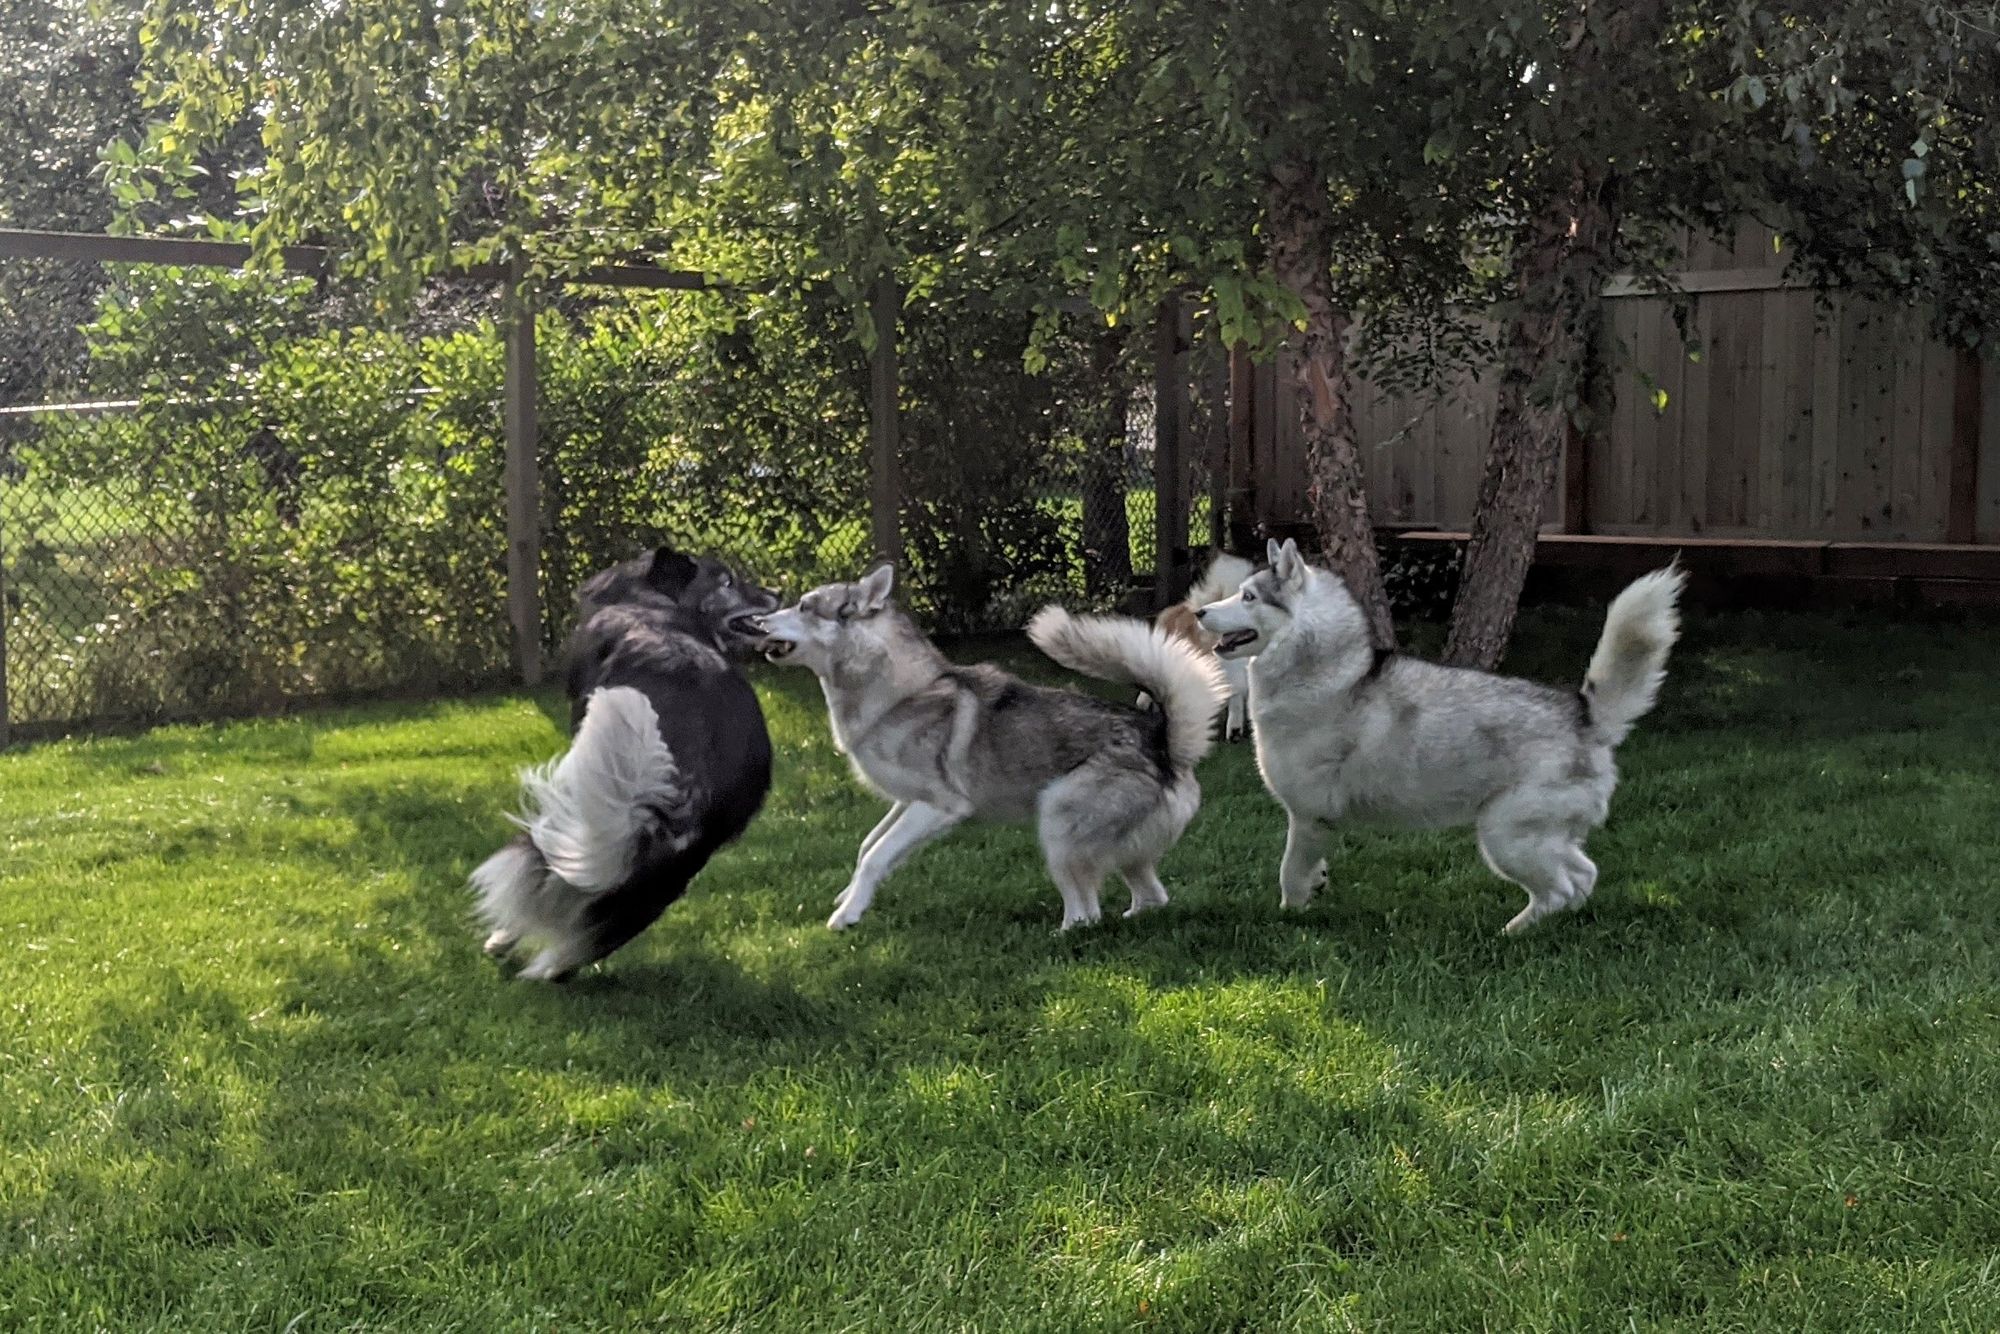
<box><xmin>2</xmin><ymin>609</ymin><xmax>1999</xmax><ymax>1328</ymax></box>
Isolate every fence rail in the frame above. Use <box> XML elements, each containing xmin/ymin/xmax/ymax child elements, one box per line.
<box><xmin>0</xmin><ymin>228</ymin><xmax>1208</xmax><ymax>742</ymax></box>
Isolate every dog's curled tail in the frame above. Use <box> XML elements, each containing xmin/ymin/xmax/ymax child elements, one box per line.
<box><xmin>1027</xmin><ymin>606</ymin><xmax>1229</xmax><ymax>770</ymax></box>
<box><xmin>470</xmin><ymin>686</ymin><xmax>689</xmax><ymax>940</ymax></box>
<box><xmin>1581</xmin><ymin>562</ymin><xmax>1687</xmax><ymax>747</ymax></box>
<box><xmin>1184</xmin><ymin>551</ymin><xmax>1255</xmax><ymax>611</ymax></box>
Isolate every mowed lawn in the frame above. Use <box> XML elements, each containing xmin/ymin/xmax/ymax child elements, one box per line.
<box><xmin>2</xmin><ymin>608</ymin><xmax>1997</xmax><ymax>1331</ymax></box>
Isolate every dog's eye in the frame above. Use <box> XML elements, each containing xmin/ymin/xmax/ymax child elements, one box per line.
<box><xmin>1242</xmin><ymin>589</ymin><xmax>1257</xmax><ymax>603</ymax></box>
<box><xmin>837</xmin><ymin>601</ymin><xmax>856</xmax><ymax>621</ymax></box>
<box><xmin>718</xmin><ymin>571</ymin><xmax>732</xmax><ymax>588</ymax></box>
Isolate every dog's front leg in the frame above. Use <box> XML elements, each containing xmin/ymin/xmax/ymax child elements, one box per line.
<box><xmin>829</xmin><ymin>801</ymin><xmax>963</xmax><ymax>930</ymax></box>
<box><xmin>1278</xmin><ymin>809</ymin><xmax>1328</xmax><ymax>910</ymax></box>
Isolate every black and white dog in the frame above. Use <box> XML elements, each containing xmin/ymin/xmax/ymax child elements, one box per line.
<box><xmin>471</xmin><ymin>547</ymin><xmax>779</xmax><ymax>980</ymax></box>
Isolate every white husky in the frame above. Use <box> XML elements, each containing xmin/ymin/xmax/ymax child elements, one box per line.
<box><xmin>1199</xmin><ymin>539</ymin><xmax>1686</xmax><ymax>935</ymax></box>
<box><xmin>1141</xmin><ymin>551</ymin><xmax>1255</xmax><ymax>741</ymax></box>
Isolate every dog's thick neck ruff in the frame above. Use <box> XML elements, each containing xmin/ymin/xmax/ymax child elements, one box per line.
<box><xmin>816</xmin><ymin>614</ymin><xmax>951</xmax><ymax>751</ymax></box>
<box><xmin>1250</xmin><ymin>568</ymin><xmax>1381</xmax><ymax>694</ymax></box>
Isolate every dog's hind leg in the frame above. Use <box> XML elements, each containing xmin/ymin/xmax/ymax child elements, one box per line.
<box><xmin>856</xmin><ymin>800</ymin><xmax>911</xmax><ymax>865</ymax></box>
<box><xmin>1478</xmin><ymin>818</ymin><xmax>1586</xmax><ymax>936</ymax></box>
<box><xmin>517</xmin><ymin>937</ymin><xmax>597</xmax><ymax>983</ymax></box>
<box><xmin>1119</xmin><ymin>863</ymin><xmax>1170</xmax><ymax>918</ymax></box>
<box><xmin>828</xmin><ymin>801</ymin><xmax>962</xmax><ymax>931</ymax></box>
<box><xmin>1563</xmin><ymin>845</ymin><xmax>1600</xmax><ymax>906</ymax></box>
<box><xmin>1221</xmin><ymin>658</ymin><xmax>1249</xmax><ymax>741</ymax></box>
<box><xmin>1046</xmin><ymin>854</ymin><xmax>1107</xmax><ymax>930</ymax></box>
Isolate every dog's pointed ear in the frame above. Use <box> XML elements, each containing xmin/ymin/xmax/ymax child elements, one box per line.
<box><xmin>1273</xmin><ymin>538</ymin><xmax>1305</xmax><ymax>588</ymax></box>
<box><xmin>646</xmin><ymin>546</ymin><xmax>697</xmax><ymax>595</ymax></box>
<box><xmin>1266</xmin><ymin>537</ymin><xmax>1283</xmax><ymax>569</ymax></box>
<box><xmin>855</xmin><ymin>563</ymin><xmax>895</xmax><ymax>614</ymax></box>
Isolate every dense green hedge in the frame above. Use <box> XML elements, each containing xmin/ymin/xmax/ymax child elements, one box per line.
<box><xmin>2</xmin><ymin>269</ymin><xmax>1155</xmax><ymax>726</ymax></box>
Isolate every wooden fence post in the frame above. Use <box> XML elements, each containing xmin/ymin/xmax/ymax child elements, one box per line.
<box><xmin>1947</xmin><ymin>347</ymin><xmax>1983</xmax><ymax>545</ymax></box>
<box><xmin>1561</xmin><ymin>415</ymin><xmax>1591</xmax><ymax>534</ymax></box>
<box><xmin>1204</xmin><ymin>321</ymin><xmax>1229</xmax><ymax>552</ymax></box>
<box><xmin>1153</xmin><ymin>294</ymin><xmax>1192</xmax><ymax>608</ymax></box>
<box><xmin>1226</xmin><ymin>342</ymin><xmax>1257</xmax><ymax>553</ymax></box>
<box><xmin>504</xmin><ymin>258</ymin><xmax>542</xmax><ymax>686</ymax></box>
<box><xmin>868</xmin><ymin>274</ymin><xmax>902</xmax><ymax>569</ymax></box>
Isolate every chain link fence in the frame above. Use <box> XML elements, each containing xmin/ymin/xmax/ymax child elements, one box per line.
<box><xmin>0</xmin><ymin>238</ymin><xmax>1223</xmax><ymax>740</ymax></box>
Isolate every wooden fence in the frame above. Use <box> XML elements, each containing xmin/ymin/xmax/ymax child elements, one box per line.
<box><xmin>1232</xmin><ymin>223</ymin><xmax>2000</xmax><ymax>550</ymax></box>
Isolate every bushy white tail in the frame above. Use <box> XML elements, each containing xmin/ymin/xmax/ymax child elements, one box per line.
<box><xmin>1185</xmin><ymin>552</ymin><xmax>1255</xmax><ymax>610</ymax></box>
<box><xmin>1027</xmin><ymin>606</ymin><xmax>1229</xmax><ymax>770</ymax></box>
<box><xmin>513</xmin><ymin>686</ymin><xmax>687</xmax><ymax>892</ymax></box>
<box><xmin>470</xmin><ymin>686</ymin><xmax>687</xmax><ymax>948</ymax></box>
<box><xmin>1582</xmin><ymin>564</ymin><xmax>1687</xmax><ymax>747</ymax></box>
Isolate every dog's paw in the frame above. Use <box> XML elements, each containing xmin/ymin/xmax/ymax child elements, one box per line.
<box><xmin>517</xmin><ymin>951</ymin><xmax>580</xmax><ymax>983</ymax></box>
<box><xmin>481</xmin><ymin>930</ymin><xmax>519</xmax><ymax>959</ymax></box>
<box><xmin>827</xmin><ymin>905</ymin><xmax>866</xmax><ymax>931</ymax></box>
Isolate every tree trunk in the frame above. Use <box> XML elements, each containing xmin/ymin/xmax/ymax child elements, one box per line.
<box><xmin>1442</xmin><ymin>0</ymin><xmax>1668</xmax><ymax>670</ymax></box>
<box><xmin>1443</xmin><ymin>174</ymin><xmax>1609</xmax><ymax>668</ymax></box>
<box><xmin>1265</xmin><ymin>151</ymin><xmax>1394</xmax><ymax>648</ymax></box>
<box><xmin>1079</xmin><ymin>327</ymin><xmax>1133</xmax><ymax>599</ymax></box>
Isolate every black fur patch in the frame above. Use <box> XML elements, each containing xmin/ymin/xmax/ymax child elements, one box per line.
<box><xmin>1363</xmin><ymin>647</ymin><xmax>1395</xmax><ymax>681</ymax></box>
<box><xmin>518</xmin><ymin>554</ymin><xmax>776</xmax><ymax>975</ymax></box>
<box><xmin>1141</xmin><ymin>705</ymin><xmax>1177</xmax><ymax>784</ymax></box>
<box><xmin>989</xmin><ymin>680</ymin><xmax>1031</xmax><ymax>715</ymax></box>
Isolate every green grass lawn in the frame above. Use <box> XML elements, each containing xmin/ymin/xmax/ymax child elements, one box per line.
<box><xmin>3</xmin><ymin>608</ymin><xmax>1997</xmax><ymax>1330</ymax></box>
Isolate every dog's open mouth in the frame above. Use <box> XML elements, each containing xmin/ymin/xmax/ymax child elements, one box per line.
<box><xmin>1214</xmin><ymin>629</ymin><xmax>1258</xmax><ymax>654</ymax></box>
<box><xmin>759</xmin><ymin>637</ymin><xmax>797</xmax><ymax>661</ymax></box>
<box><xmin>726</xmin><ymin>612</ymin><xmax>766</xmax><ymax>636</ymax></box>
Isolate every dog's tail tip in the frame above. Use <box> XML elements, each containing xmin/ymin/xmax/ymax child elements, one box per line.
<box><xmin>1582</xmin><ymin>562</ymin><xmax>1687</xmax><ymax>746</ymax></box>
<box><xmin>469</xmin><ymin>837</ymin><xmax>550</xmax><ymax>937</ymax></box>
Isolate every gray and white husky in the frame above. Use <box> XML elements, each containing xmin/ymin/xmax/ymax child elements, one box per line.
<box><xmin>1199</xmin><ymin>539</ymin><xmax>1686</xmax><ymax>935</ymax></box>
<box><xmin>752</xmin><ymin>565</ymin><xmax>1228</xmax><ymax>930</ymax></box>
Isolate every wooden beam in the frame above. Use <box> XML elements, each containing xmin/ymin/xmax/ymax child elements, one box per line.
<box><xmin>0</xmin><ymin>227</ymin><xmax>718</xmax><ymax>291</ymax></box>
<box><xmin>1947</xmin><ymin>347</ymin><xmax>1983</xmax><ymax>545</ymax></box>
<box><xmin>503</xmin><ymin>259</ymin><xmax>542</xmax><ymax>687</ymax></box>
<box><xmin>1602</xmin><ymin>267</ymin><xmax>1824</xmax><ymax>299</ymax></box>
<box><xmin>1153</xmin><ymin>295</ymin><xmax>1192</xmax><ymax>608</ymax></box>
<box><xmin>868</xmin><ymin>273</ymin><xmax>902</xmax><ymax>568</ymax></box>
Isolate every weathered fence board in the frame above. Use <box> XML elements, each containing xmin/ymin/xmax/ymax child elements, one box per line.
<box><xmin>1244</xmin><ymin>229</ymin><xmax>1995</xmax><ymax>548</ymax></box>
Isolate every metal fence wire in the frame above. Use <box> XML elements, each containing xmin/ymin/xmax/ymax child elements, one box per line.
<box><xmin>0</xmin><ymin>239</ymin><xmax>1222</xmax><ymax>739</ymax></box>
